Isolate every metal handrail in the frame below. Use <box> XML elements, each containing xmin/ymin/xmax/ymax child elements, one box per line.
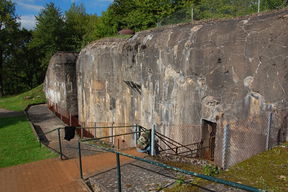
<box><xmin>81</xmin><ymin>131</ymin><xmax>143</xmax><ymax>142</ymax></box>
<box><xmin>43</xmin><ymin>127</ymin><xmax>62</xmax><ymax>135</ymax></box>
<box><xmin>36</xmin><ymin>124</ymin><xmax>142</xmax><ymax>160</ymax></box>
<box><xmin>155</xmin><ymin>132</ymin><xmax>196</xmax><ymax>155</ymax></box>
<box><xmin>74</xmin><ymin>125</ymin><xmax>135</xmax><ymax>129</ymax></box>
<box><xmin>159</xmin><ymin>142</ymin><xmax>201</xmax><ymax>152</ymax></box>
<box><xmin>79</xmin><ymin>141</ymin><xmax>265</xmax><ymax>192</ymax></box>
<box><xmin>39</xmin><ymin>125</ymin><xmax>138</xmax><ymax>137</ymax></box>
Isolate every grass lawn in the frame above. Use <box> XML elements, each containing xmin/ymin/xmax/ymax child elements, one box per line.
<box><xmin>0</xmin><ymin>84</ymin><xmax>46</xmax><ymax>111</ymax></box>
<box><xmin>0</xmin><ymin>115</ymin><xmax>57</xmax><ymax>167</ymax></box>
<box><xmin>163</xmin><ymin>143</ymin><xmax>288</xmax><ymax>192</ymax></box>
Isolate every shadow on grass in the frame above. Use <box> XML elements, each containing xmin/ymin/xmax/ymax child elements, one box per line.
<box><xmin>0</xmin><ymin>115</ymin><xmax>27</xmax><ymax>129</ymax></box>
<box><xmin>0</xmin><ymin>115</ymin><xmax>58</xmax><ymax>167</ymax></box>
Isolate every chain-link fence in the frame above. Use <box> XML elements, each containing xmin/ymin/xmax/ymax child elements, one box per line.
<box><xmin>158</xmin><ymin>0</ymin><xmax>288</xmax><ymax>26</ymax></box>
<box><xmin>149</xmin><ymin>109</ymin><xmax>287</xmax><ymax>169</ymax></box>
<box><xmin>221</xmin><ymin>111</ymin><xmax>287</xmax><ymax>168</ymax></box>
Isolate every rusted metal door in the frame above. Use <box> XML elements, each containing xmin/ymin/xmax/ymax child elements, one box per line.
<box><xmin>201</xmin><ymin>120</ymin><xmax>217</xmax><ymax>161</ymax></box>
<box><xmin>209</xmin><ymin>124</ymin><xmax>216</xmax><ymax>161</ymax></box>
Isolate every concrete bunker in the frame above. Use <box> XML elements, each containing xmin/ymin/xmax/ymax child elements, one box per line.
<box><xmin>44</xmin><ymin>52</ymin><xmax>79</xmax><ymax>127</ymax></box>
<box><xmin>63</xmin><ymin>9</ymin><xmax>288</xmax><ymax>168</ymax></box>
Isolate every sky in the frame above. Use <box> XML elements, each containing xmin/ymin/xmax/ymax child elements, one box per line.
<box><xmin>12</xmin><ymin>0</ymin><xmax>113</xmax><ymax>30</ymax></box>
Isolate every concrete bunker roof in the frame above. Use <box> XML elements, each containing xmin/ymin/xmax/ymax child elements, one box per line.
<box><xmin>85</xmin><ymin>7</ymin><xmax>288</xmax><ymax>48</ymax></box>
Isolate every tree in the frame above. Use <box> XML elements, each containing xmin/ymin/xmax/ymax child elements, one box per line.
<box><xmin>82</xmin><ymin>14</ymin><xmax>103</xmax><ymax>45</ymax></box>
<box><xmin>100</xmin><ymin>0</ymin><xmax>182</xmax><ymax>32</ymax></box>
<box><xmin>0</xmin><ymin>0</ymin><xmax>19</xmax><ymax>96</ymax></box>
<box><xmin>64</xmin><ymin>3</ymin><xmax>89</xmax><ymax>51</ymax></box>
<box><xmin>125</xmin><ymin>0</ymin><xmax>178</xmax><ymax>31</ymax></box>
<box><xmin>91</xmin><ymin>10</ymin><xmax>117</xmax><ymax>38</ymax></box>
<box><xmin>2</xmin><ymin>29</ymin><xmax>42</xmax><ymax>94</ymax></box>
<box><xmin>30</xmin><ymin>3</ymin><xmax>66</xmax><ymax>72</ymax></box>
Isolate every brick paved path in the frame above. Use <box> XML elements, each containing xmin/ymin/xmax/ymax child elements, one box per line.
<box><xmin>0</xmin><ymin>104</ymin><xmax>145</xmax><ymax>192</ymax></box>
<box><xmin>0</xmin><ymin>149</ymin><xmax>144</xmax><ymax>192</ymax></box>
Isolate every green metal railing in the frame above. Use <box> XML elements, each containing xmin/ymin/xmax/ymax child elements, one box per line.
<box><xmin>40</xmin><ymin>125</ymin><xmax>264</xmax><ymax>191</ymax></box>
<box><xmin>78</xmin><ymin>136</ymin><xmax>266</xmax><ymax>192</ymax></box>
<box><xmin>37</xmin><ymin>125</ymin><xmax>137</xmax><ymax>160</ymax></box>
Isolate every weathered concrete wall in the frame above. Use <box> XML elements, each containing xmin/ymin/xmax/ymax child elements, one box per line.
<box><xmin>77</xmin><ymin>10</ymin><xmax>288</xmax><ymax>166</ymax></box>
<box><xmin>45</xmin><ymin>52</ymin><xmax>78</xmax><ymax>118</ymax></box>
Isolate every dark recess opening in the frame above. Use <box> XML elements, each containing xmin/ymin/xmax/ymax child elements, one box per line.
<box><xmin>124</xmin><ymin>80</ymin><xmax>141</xmax><ymax>95</ymax></box>
<box><xmin>201</xmin><ymin>120</ymin><xmax>217</xmax><ymax>161</ymax></box>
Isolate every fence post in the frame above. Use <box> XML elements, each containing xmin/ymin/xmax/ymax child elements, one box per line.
<box><xmin>57</xmin><ymin>128</ymin><xmax>63</xmax><ymax>160</ymax></box>
<box><xmin>116</xmin><ymin>153</ymin><xmax>122</xmax><ymax>192</ymax></box>
<box><xmin>137</xmin><ymin>124</ymin><xmax>141</xmax><ymax>140</ymax></box>
<box><xmin>150</xmin><ymin>124</ymin><xmax>156</xmax><ymax>156</ymax></box>
<box><xmin>81</xmin><ymin>123</ymin><xmax>84</xmax><ymax>139</ymax></box>
<box><xmin>266</xmin><ymin>112</ymin><xmax>272</xmax><ymax>150</ymax></box>
<box><xmin>111</xmin><ymin>122</ymin><xmax>114</xmax><ymax>143</ymax></box>
<box><xmin>191</xmin><ymin>7</ymin><xmax>194</xmax><ymax>22</ymax></box>
<box><xmin>94</xmin><ymin>122</ymin><xmax>97</xmax><ymax>138</ymax></box>
<box><xmin>222</xmin><ymin>124</ymin><xmax>230</xmax><ymax>169</ymax></box>
<box><xmin>78</xmin><ymin>141</ymin><xmax>83</xmax><ymax>179</ymax></box>
<box><xmin>134</xmin><ymin>124</ymin><xmax>137</xmax><ymax>147</ymax></box>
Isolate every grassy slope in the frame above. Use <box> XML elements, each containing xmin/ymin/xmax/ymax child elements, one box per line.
<box><xmin>219</xmin><ymin>144</ymin><xmax>288</xmax><ymax>192</ymax></box>
<box><xmin>0</xmin><ymin>115</ymin><xmax>57</xmax><ymax>167</ymax></box>
<box><xmin>0</xmin><ymin>84</ymin><xmax>46</xmax><ymax>111</ymax></box>
<box><xmin>164</xmin><ymin>144</ymin><xmax>288</xmax><ymax>192</ymax></box>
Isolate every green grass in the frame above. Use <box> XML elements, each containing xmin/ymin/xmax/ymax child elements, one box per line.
<box><xmin>0</xmin><ymin>115</ymin><xmax>57</xmax><ymax>167</ymax></box>
<box><xmin>164</xmin><ymin>144</ymin><xmax>288</xmax><ymax>192</ymax></box>
<box><xmin>107</xmin><ymin>34</ymin><xmax>133</xmax><ymax>39</ymax></box>
<box><xmin>0</xmin><ymin>84</ymin><xmax>46</xmax><ymax>111</ymax></box>
<box><xmin>219</xmin><ymin>144</ymin><xmax>288</xmax><ymax>192</ymax></box>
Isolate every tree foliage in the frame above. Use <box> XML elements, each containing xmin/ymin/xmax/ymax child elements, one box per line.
<box><xmin>3</xmin><ymin>29</ymin><xmax>43</xmax><ymax>94</ymax></box>
<box><xmin>30</xmin><ymin>3</ymin><xmax>66</xmax><ymax>70</ymax></box>
<box><xmin>0</xmin><ymin>0</ymin><xmax>20</xmax><ymax>96</ymax></box>
<box><xmin>64</xmin><ymin>3</ymin><xmax>89</xmax><ymax>51</ymax></box>
<box><xmin>0</xmin><ymin>0</ymin><xmax>287</xmax><ymax>95</ymax></box>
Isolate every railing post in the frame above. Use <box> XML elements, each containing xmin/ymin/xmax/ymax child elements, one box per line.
<box><xmin>116</xmin><ymin>153</ymin><xmax>122</xmax><ymax>192</ymax></box>
<box><xmin>222</xmin><ymin>124</ymin><xmax>230</xmax><ymax>169</ymax></box>
<box><xmin>81</xmin><ymin>123</ymin><xmax>84</xmax><ymax>139</ymax></box>
<box><xmin>57</xmin><ymin>128</ymin><xmax>63</xmax><ymax>160</ymax></box>
<box><xmin>78</xmin><ymin>141</ymin><xmax>83</xmax><ymax>179</ymax></box>
<box><xmin>94</xmin><ymin>122</ymin><xmax>97</xmax><ymax>138</ymax></box>
<box><xmin>111</xmin><ymin>122</ymin><xmax>114</xmax><ymax>144</ymax></box>
<box><xmin>266</xmin><ymin>112</ymin><xmax>272</xmax><ymax>150</ymax></box>
<box><xmin>134</xmin><ymin>124</ymin><xmax>138</xmax><ymax>147</ymax></box>
<box><xmin>150</xmin><ymin>124</ymin><xmax>156</xmax><ymax>156</ymax></box>
<box><xmin>137</xmin><ymin>124</ymin><xmax>140</xmax><ymax>140</ymax></box>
